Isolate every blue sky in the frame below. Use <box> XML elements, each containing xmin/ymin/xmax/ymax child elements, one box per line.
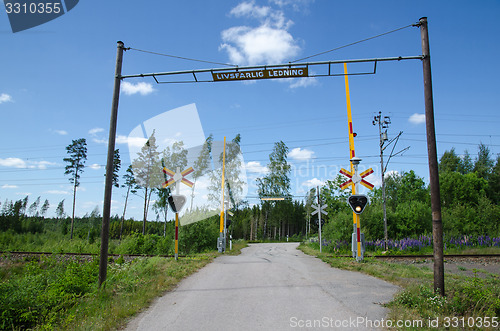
<box><xmin>1</xmin><ymin>0</ymin><xmax>499</xmax><ymax>220</ymax></box>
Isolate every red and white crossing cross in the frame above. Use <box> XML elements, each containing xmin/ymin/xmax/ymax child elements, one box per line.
<box><xmin>339</xmin><ymin>168</ymin><xmax>354</xmax><ymax>190</ymax></box>
<box><xmin>358</xmin><ymin>168</ymin><xmax>374</xmax><ymax>190</ymax></box>
<box><xmin>162</xmin><ymin>167</ymin><xmax>194</xmax><ymax>188</ymax></box>
<box><xmin>339</xmin><ymin>168</ymin><xmax>374</xmax><ymax>190</ymax></box>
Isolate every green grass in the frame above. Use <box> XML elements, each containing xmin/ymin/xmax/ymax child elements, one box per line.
<box><xmin>66</xmin><ymin>254</ymin><xmax>217</xmax><ymax>330</ymax></box>
<box><xmin>225</xmin><ymin>239</ymin><xmax>248</xmax><ymax>255</ymax></box>
<box><xmin>0</xmin><ymin>253</ymin><xmax>217</xmax><ymax>330</ymax></box>
<box><xmin>0</xmin><ymin>239</ymin><xmax>249</xmax><ymax>330</ymax></box>
<box><xmin>299</xmin><ymin>243</ymin><xmax>500</xmax><ymax>330</ymax></box>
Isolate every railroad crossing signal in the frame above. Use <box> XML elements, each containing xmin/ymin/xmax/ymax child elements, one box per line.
<box><xmin>339</xmin><ymin>168</ymin><xmax>374</xmax><ymax>190</ymax></box>
<box><xmin>162</xmin><ymin>167</ymin><xmax>194</xmax><ymax>214</ymax></box>
<box><xmin>161</xmin><ymin>166</ymin><xmax>194</xmax><ymax>261</ymax></box>
<box><xmin>168</xmin><ymin>195</ymin><xmax>186</xmax><ymax>213</ymax></box>
<box><xmin>163</xmin><ymin>166</ymin><xmax>194</xmax><ymax>188</ymax></box>
<box><xmin>311</xmin><ymin>203</ymin><xmax>328</xmax><ymax>216</ymax></box>
<box><xmin>348</xmin><ymin>195</ymin><xmax>369</xmax><ymax>214</ymax></box>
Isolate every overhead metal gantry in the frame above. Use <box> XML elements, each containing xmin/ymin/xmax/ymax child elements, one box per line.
<box><xmin>120</xmin><ymin>55</ymin><xmax>424</xmax><ymax>84</ymax></box>
<box><xmin>100</xmin><ymin>18</ymin><xmax>444</xmax><ymax>298</ymax></box>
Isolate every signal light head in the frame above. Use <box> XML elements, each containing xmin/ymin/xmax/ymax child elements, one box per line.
<box><xmin>348</xmin><ymin>194</ymin><xmax>369</xmax><ymax>214</ymax></box>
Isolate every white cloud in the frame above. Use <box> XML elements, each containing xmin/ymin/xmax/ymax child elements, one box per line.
<box><xmin>289</xmin><ymin>76</ymin><xmax>318</xmax><ymax>89</ymax></box>
<box><xmin>117</xmin><ymin>135</ymin><xmax>148</xmax><ymax>147</ymax></box>
<box><xmin>121</xmin><ymin>82</ymin><xmax>155</xmax><ymax>96</ymax></box>
<box><xmin>220</xmin><ymin>1</ymin><xmax>300</xmax><ymax>65</ymax></box>
<box><xmin>89</xmin><ymin>127</ymin><xmax>105</xmax><ymax>135</ymax></box>
<box><xmin>92</xmin><ymin>138</ymin><xmax>107</xmax><ymax>144</ymax></box>
<box><xmin>49</xmin><ymin>129</ymin><xmax>68</xmax><ymax>135</ymax></box>
<box><xmin>0</xmin><ymin>157</ymin><xmax>26</xmax><ymax>168</ymax></box>
<box><xmin>35</xmin><ymin>161</ymin><xmax>57</xmax><ymax>169</ymax></box>
<box><xmin>288</xmin><ymin>147</ymin><xmax>314</xmax><ymax>160</ymax></box>
<box><xmin>0</xmin><ymin>93</ymin><xmax>13</xmax><ymax>104</ymax></box>
<box><xmin>88</xmin><ymin>127</ymin><xmax>107</xmax><ymax>143</ymax></box>
<box><xmin>230</xmin><ymin>1</ymin><xmax>271</xmax><ymax>18</ymax></box>
<box><xmin>271</xmin><ymin>0</ymin><xmax>314</xmax><ymax>11</ymax></box>
<box><xmin>409</xmin><ymin>113</ymin><xmax>425</xmax><ymax>124</ymax></box>
<box><xmin>93</xmin><ymin>134</ymin><xmax>149</xmax><ymax>147</ymax></box>
<box><xmin>45</xmin><ymin>190</ymin><xmax>70</xmax><ymax>195</ymax></box>
<box><xmin>302</xmin><ymin>178</ymin><xmax>325</xmax><ymax>188</ymax></box>
<box><xmin>2</xmin><ymin>184</ymin><xmax>18</xmax><ymax>189</ymax></box>
<box><xmin>89</xmin><ymin>164</ymin><xmax>102</xmax><ymax>170</ymax></box>
<box><xmin>0</xmin><ymin>158</ymin><xmax>56</xmax><ymax>169</ymax></box>
<box><xmin>246</xmin><ymin>161</ymin><xmax>268</xmax><ymax>174</ymax></box>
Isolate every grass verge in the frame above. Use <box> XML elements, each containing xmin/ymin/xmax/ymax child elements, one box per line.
<box><xmin>225</xmin><ymin>239</ymin><xmax>248</xmax><ymax>256</ymax></box>
<box><xmin>0</xmin><ymin>241</ymin><xmax>249</xmax><ymax>331</ymax></box>
<box><xmin>299</xmin><ymin>243</ymin><xmax>500</xmax><ymax>330</ymax></box>
<box><xmin>0</xmin><ymin>253</ymin><xmax>216</xmax><ymax>330</ymax></box>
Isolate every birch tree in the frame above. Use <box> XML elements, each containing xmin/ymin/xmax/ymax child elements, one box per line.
<box><xmin>132</xmin><ymin>131</ymin><xmax>162</xmax><ymax>234</ymax></box>
<box><xmin>190</xmin><ymin>134</ymin><xmax>213</xmax><ymax>211</ymax></box>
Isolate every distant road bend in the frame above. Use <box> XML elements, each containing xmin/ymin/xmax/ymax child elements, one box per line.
<box><xmin>125</xmin><ymin>243</ymin><xmax>399</xmax><ymax>330</ymax></box>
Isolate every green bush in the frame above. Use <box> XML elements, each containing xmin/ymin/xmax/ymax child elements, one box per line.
<box><xmin>449</xmin><ymin>272</ymin><xmax>500</xmax><ymax>317</ymax></box>
<box><xmin>393</xmin><ymin>275</ymin><xmax>500</xmax><ymax>320</ymax></box>
<box><xmin>0</xmin><ymin>256</ymin><xmax>99</xmax><ymax>330</ymax></box>
<box><xmin>114</xmin><ymin>233</ymin><xmax>173</xmax><ymax>255</ymax></box>
<box><xmin>394</xmin><ymin>284</ymin><xmax>446</xmax><ymax>318</ymax></box>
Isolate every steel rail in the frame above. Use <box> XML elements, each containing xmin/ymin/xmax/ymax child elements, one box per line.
<box><xmin>0</xmin><ymin>251</ymin><xmax>188</xmax><ymax>258</ymax></box>
<box><xmin>336</xmin><ymin>254</ymin><xmax>500</xmax><ymax>259</ymax></box>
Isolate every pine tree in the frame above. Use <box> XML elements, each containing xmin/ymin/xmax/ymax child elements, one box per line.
<box><xmin>111</xmin><ymin>149</ymin><xmax>121</xmax><ymax>188</ymax></box>
<box><xmin>120</xmin><ymin>165</ymin><xmax>140</xmax><ymax>239</ymax></box>
<box><xmin>28</xmin><ymin>196</ymin><xmax>41</xmax><ymax>217</ymax></box>
<box><xmin>56</xmin><ymin>199</ymin><xmax>65</xmax><ymax>219</ymax></box>
<box><xmin>474</xmin><ymin>143</ymin><xmax>494</xmax><ymax>181</ymax></box>
<box><xmin>40</xmin><ymin>199</ymin><xmax>50</xmax><ymax>217</ymax></box>
<box><xmin>64</xmin><ymin>138</ymin><xmax>87</xmax><ymax>239</ymax></box>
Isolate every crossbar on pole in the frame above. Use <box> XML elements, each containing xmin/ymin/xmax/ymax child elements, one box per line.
<box><xmin>120</xmin><ymin>56</ymin><xmax>423</xmax><ymax>82</ymax></box>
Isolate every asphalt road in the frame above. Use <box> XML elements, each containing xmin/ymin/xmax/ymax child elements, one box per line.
<box><xmin>124</xmin><ymin>243</ymin><xmax>399</xmax><ymax>330</ymax></box>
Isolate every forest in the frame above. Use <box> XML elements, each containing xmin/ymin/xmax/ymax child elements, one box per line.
<box><xmin>0</xmin><ymin>136</ymin><xmax>499</xmax><ymax>254</ymax></box>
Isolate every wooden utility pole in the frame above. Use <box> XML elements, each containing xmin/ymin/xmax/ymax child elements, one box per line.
<box><xmin>99</xmin><ymin>41</ymin><xmax>124</xmax><ymax>287</ymax></box>
<box><xmin>419</xmin><ymin>17</ymin><xmax>444</xmax><ymax>296</ymax></box>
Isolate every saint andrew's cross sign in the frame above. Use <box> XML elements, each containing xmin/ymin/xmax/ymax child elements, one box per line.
<box><xmin>339</xmin><ymin>168</ymin><xmax>374</xmax><ymax>190</ymax></box>
<box><xmin>163</xmin><ymin>167</ymin><xmax>194</xmax><ymax>189</ymax></box>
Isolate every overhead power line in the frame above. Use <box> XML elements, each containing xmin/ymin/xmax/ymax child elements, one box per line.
<box><xmin>291</xmin><ymin>23</ymin><xmax>415</xmax><ymax>63</ymax></box>
<box><xmin>127</xmin><ymin>47</ymin><xmax>237</xmax><ymax>67</ymax></box>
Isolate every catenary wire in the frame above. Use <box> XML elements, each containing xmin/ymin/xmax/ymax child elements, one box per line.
<box><xmin>290</xmin><ymin>24</ymin><xmax>415</xmax><ymax>63</ymax></box>
<box><xmin>127</xmin><ymin>47</ymin><xmax>237</xmax><ymax>67</ymax></box>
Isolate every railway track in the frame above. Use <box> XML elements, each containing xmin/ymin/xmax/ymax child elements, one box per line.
<box><xmin>370</xmin><ymin>254</ymin><xmax>500</xmax><ymax>259</ymax></box>
<box><xmin>2</xmin><ymin>251</ymin><xmax>500</xmax><ymax>260</ymax></box>
<box><xmin>334</xmin><ymin>253</ymin><xmax>500</xmax><ymax>260</ymax></box>
<box><xmin>0</xmin><ymin>251</ymin><xmax>187</xmax><ymax>260</ymax></box>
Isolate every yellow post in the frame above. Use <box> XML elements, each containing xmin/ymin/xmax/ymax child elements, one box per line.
<box><xmin>344</xmin><ymin>63</ymin><xmax>356</xmax><ymax>168</ymax></box>
<box><xmin>356</xmin><ymin>213</ymin><xmax>361</xmax><ymax>258</ymax></box>
<box><xmin>344</xmin><ymin>63</ymin><xmax>362</xmax><ymax>259</ymax></box>
<box><xmin>344</xmin><ymin>63</ymin><xmax>357</xmax><ymax>228</ymax></box>
<box><xmin>220</xmin><ymin>137</ymin><xmax>226</xmax><ymax>236</ymax></box>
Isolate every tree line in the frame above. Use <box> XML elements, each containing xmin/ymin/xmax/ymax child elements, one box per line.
<box><xmin>211</xmin><ymin>142</ymin><xmax>500</xmax><ymax>242</ymax></box>
<box><xmin>1</xmin><ymin>135</ymin><xmax>498</xmax><ymax>248</ymax></box>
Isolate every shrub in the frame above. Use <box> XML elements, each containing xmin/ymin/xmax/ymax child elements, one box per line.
<box><xmin>449</xmin><ymin>271</ymin><xmax>500</xmax><ymax>317</ymax></box>
<box><xmin>0</xmin><ymin>256</ymin><xmax>99</xmax><ymax>329</ymax></box>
